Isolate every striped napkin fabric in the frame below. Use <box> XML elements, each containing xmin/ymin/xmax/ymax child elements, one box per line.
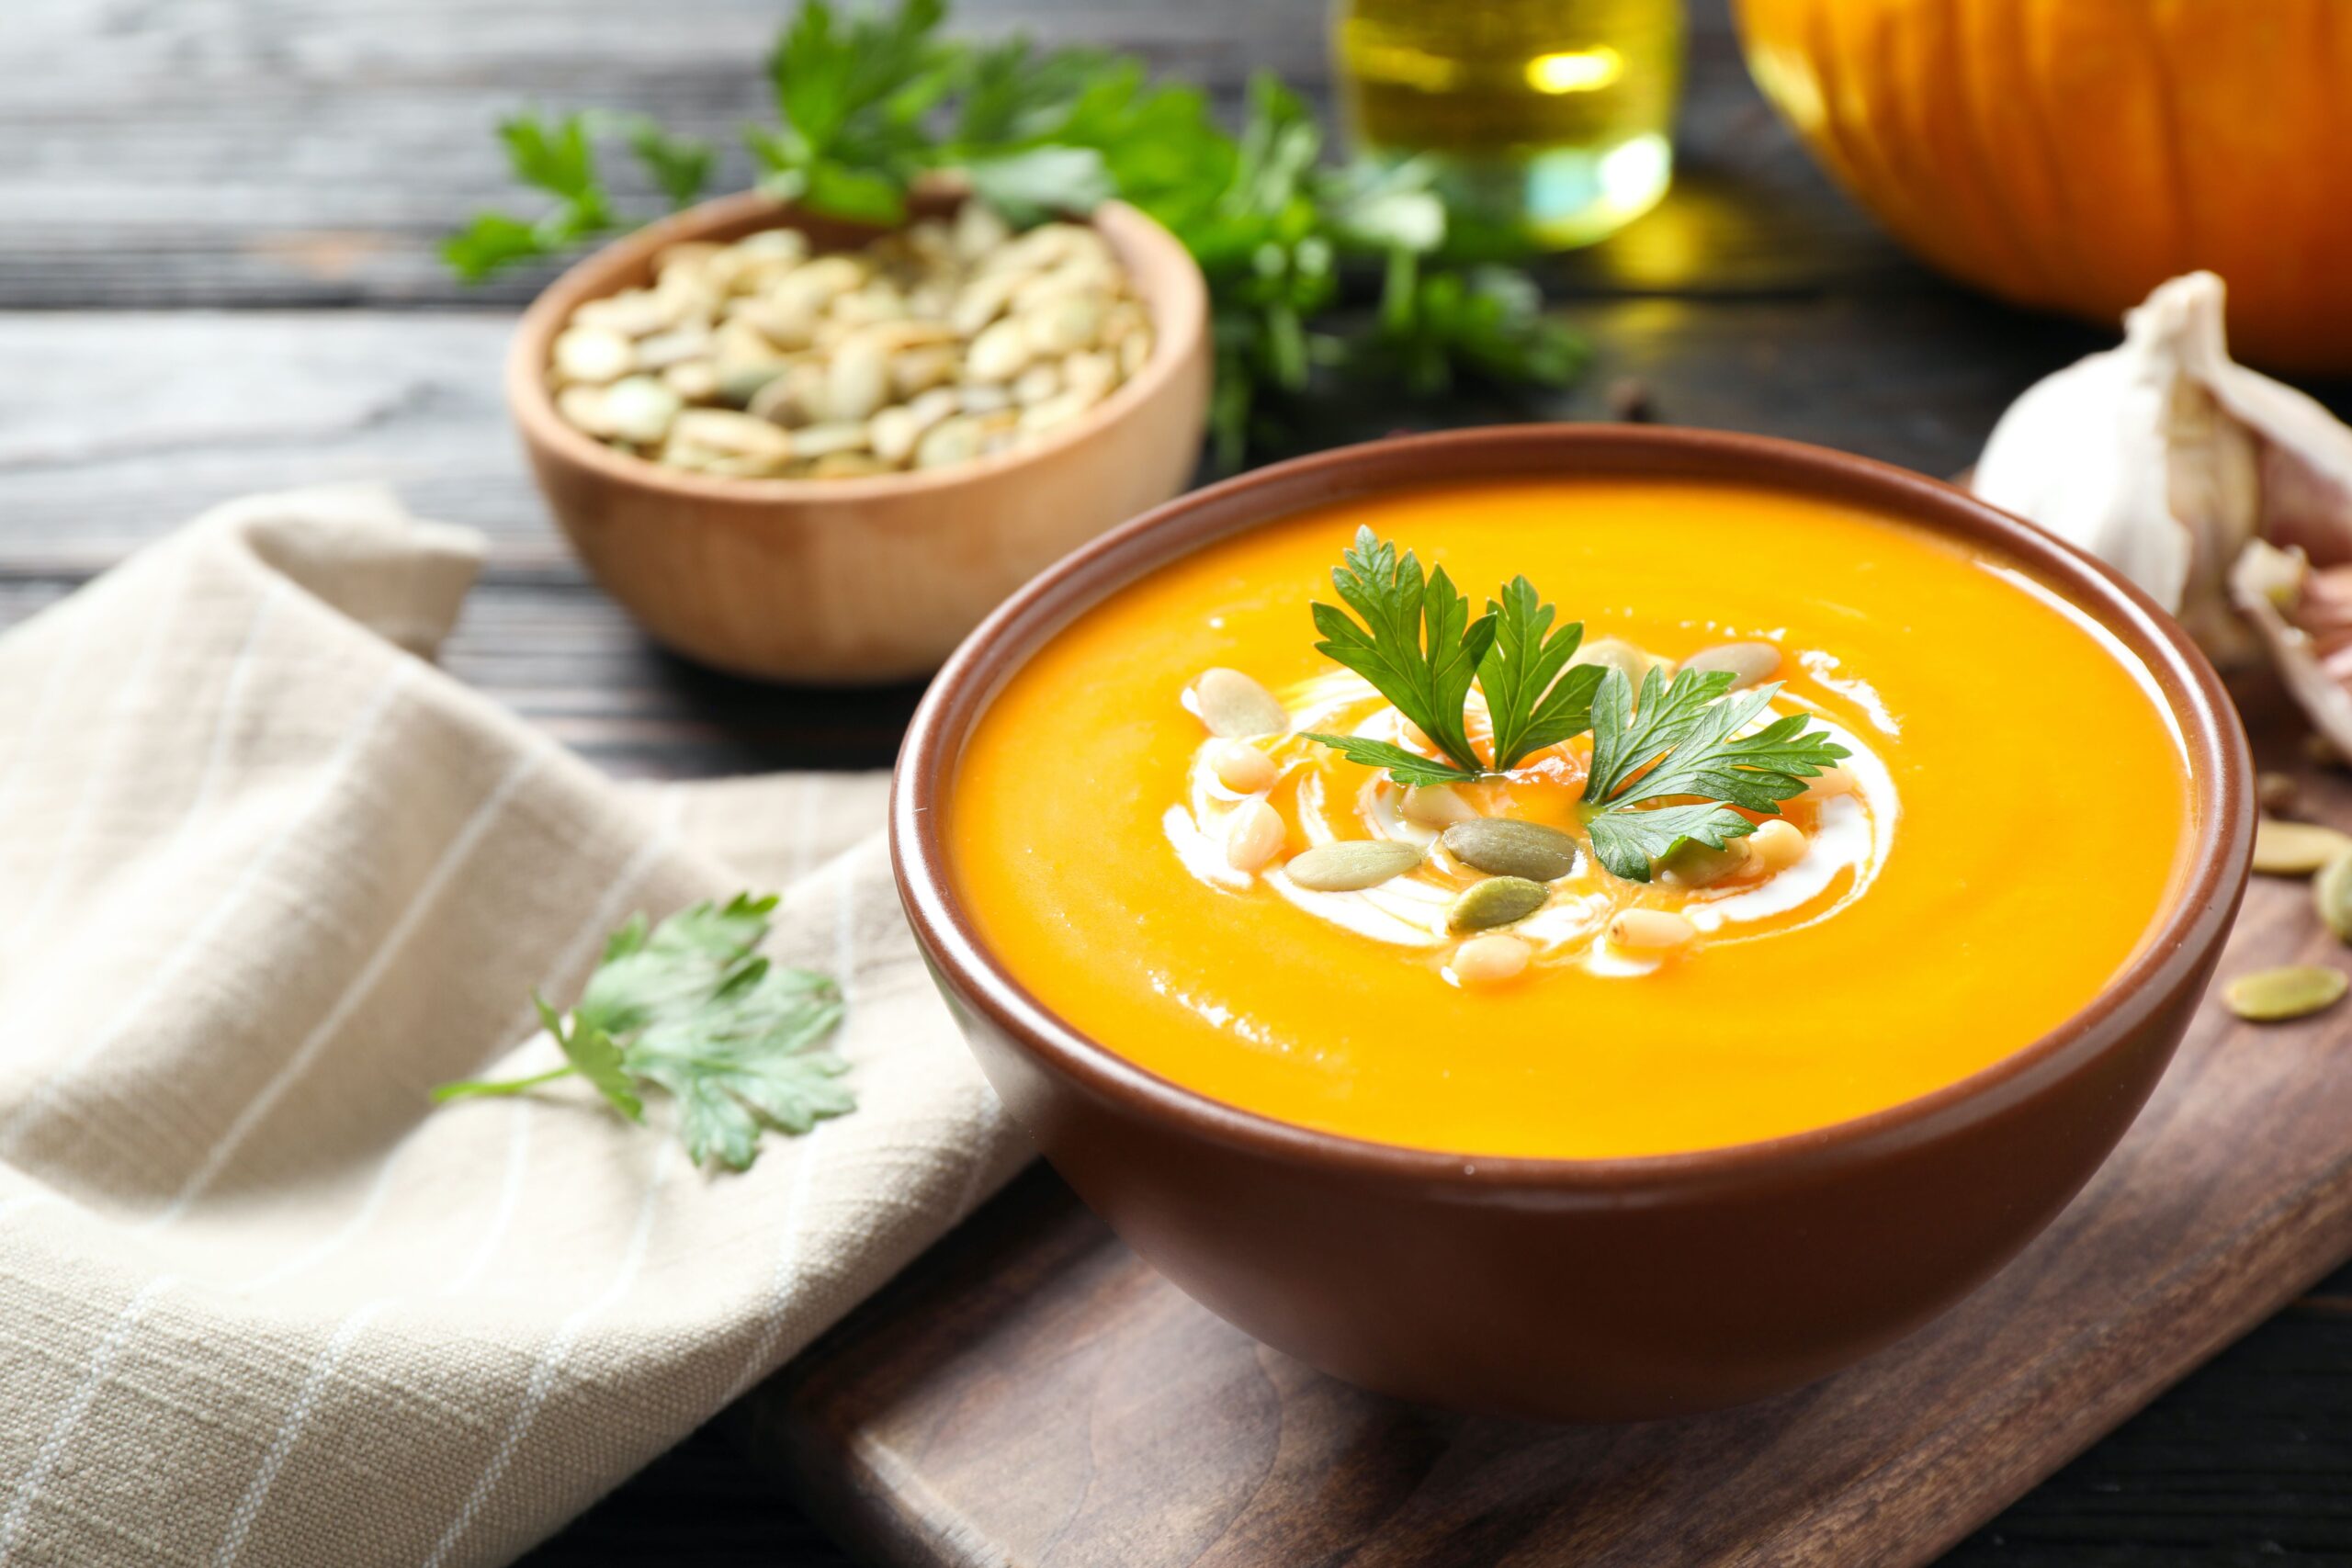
<box><xmin>0</xmin><ymin>487</ymin><xmax>1028</xmax><ymax>1566</ymax></box>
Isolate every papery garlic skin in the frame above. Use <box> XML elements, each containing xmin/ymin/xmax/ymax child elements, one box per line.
<box><xmin>1975</xmin><ymin>271</ymin><xmax>2352</xmax><ymax>671</ymax></box>
<box><xmin>1975</xmin><ymin>302</ymin><xmax>2203</xmax><ymax>616</ymax></box>
<box><xmin>2230</xmin><ymin>541</ymin><xmax>2352</xmax><ymax>760</ymax></box>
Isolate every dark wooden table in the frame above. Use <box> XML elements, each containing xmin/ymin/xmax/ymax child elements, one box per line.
<box><xmin>9</xmin><ymin>0</ymin><xmax>2351</xmax><ymax>1561</ymax></box>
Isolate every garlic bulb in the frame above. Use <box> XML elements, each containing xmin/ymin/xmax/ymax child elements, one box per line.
<box><xmin>1974</xmin><ymin>272</ymin><xmax>2352</xmax><ymax>672</ymax></box>
<box><xmin>1975</xmin><ymin>272</ymin><xmax>2352</xmax><ymax>751</ymax></box>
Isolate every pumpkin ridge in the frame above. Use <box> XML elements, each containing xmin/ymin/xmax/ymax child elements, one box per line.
<box><xmin>1943</xmin><ymin>0</ymin><xmax>2068</xmax><ymax>304</ymax></box>
<box><xmin>1867</xmin><ymin>0</ymin><xmax>2024</xmax><ymax>292</ymax></box>
<box><xmin>2126</xmin><ymin>0</ymin><xmax>2196</xmax><ymax>284</ymax></box>
<box><xmin>2308</xmin><ymin>0</ymin><xmax>2352</xmax><ymax>351</ymax></box>
<box><xmin>1807</xmin><ymin>1</ymin><xmax>1951</xmax><ymax>281</ymax></box>
<box><xmin>1739</xmin><ymin>0</ymin><xmax>2352</xmax><ymax>371</ymax></box>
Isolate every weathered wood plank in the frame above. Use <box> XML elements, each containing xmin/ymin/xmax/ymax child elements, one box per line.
<box><xmin>521</xmin><ymin>1236</ymin><xmax>2352</xmax><ymax>1568</ymax></box>
<box><xmin>0</xmin><ymin>565</ymin><xmax>920</xmax><ymax>777</ymax></box>
<box><xmin>0</xmin><ymin>288</ymin><xmax>2130</xmax><ymax>569</ymax></box>
<box><xmin>0</xmin><ymin>310</ymin><xmax>538</xmax><ymax>558</ymax></box>
<box><xmin>0</xmin><ymin>0</ymin><xmax>1894</xmax><ymax>309</ymax></box>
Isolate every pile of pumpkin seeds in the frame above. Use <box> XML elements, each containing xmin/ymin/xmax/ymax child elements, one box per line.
<box><xmin>2227</xmin><ymin>780</ymin><xmax>2352</xmax><ymax>1021</ymax></box>
<box><xmin>547</xmin><ymin>201</ymin><xmax>1155</xmax><ymax>479</ymax></box>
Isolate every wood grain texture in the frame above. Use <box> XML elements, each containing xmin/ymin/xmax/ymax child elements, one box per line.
<box><xmin>0</xmin><ymin>289</ymin><xmax>2108</xmax><ymax>560</ymax></box>
<box><xmin>0</xmin><ymin>0</ymin><xmax>1890</xmax><ymax>309</ymax></box>
<box><xmin>740</xmin><ymin>750</ymin><xmax>2352</xmax><ymax>1567</ymax></box>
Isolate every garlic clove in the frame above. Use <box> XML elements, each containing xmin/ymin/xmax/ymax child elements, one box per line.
<box><xmin>1975</xmin><ymin>289</ymin><xmax>2201</xmax><ymax>615</ymax></box>
<box><xmin>2230</xmin><ymin>540</ymin><xmax>2352</xmax><ymax>759</ymax></box>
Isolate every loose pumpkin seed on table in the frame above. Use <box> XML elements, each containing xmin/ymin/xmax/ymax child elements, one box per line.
<box><xmin>545</xmin><ymin>203</ymin><xmax>1155</xmax><ymax>480</ymax></box>
<box><xmin>2315</xmin><ymin>850</ymin><xmax>2352</xmax><ymax>943</ymax></box>
<box><xmin>2223</xmin><ymin>964</ymin><xmax>2349</xmax><ymax>1022</ymax></box>
<box><xmin>2252</xmin><ymin>817</ymin><xmax>2352</xmax><ymax>875</ymax></box>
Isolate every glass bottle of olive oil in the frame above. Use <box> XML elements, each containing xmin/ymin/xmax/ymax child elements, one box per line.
<box><xmin>1334</xmin><ymin>0</ymin><xmax>1683</xmax><ymax>250</ymax></box>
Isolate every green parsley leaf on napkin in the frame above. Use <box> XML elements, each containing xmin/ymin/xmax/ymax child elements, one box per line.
<box><xmin>435</xmin><ymin>894</ymin><xmax>852</xmax><ymax>1170</ymax></box>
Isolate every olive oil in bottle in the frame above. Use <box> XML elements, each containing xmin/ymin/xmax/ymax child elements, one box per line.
<box><xmin>1334</xmin><ymin>0</ymin><xmax>1683</xmax><ymax>249</ymax></box>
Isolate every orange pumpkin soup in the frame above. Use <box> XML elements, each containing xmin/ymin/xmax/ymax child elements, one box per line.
<box><xmin>949</xmin><ymin>478</ymin><xmax>2194</xmax><ymax>1158</ymax></box>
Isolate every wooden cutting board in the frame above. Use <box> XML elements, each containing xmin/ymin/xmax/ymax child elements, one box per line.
<box><xmin>744</xmin><ymin>741</ymin><xmax>2352</xmax><ymax>1568</ymax></box>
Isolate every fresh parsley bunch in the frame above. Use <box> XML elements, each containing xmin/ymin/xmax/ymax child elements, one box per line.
<box><xmin>435</xmin><ymin>895</ymin><xmax>853</xmax><ymax>1170</ymax></box>
<box><xmin>443</xmin><ymin>0</ymin><xmax>1585</xmax><ymax>466</ymax></box>
<box><xmin>1302</xmin><ymin>528</ymin><xmax>1849</xmax><ymax>882</ymax></box>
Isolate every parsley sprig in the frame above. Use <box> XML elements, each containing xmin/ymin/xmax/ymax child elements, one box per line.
<box><xmin>445</xmin><ymin>112</ymin><xmax>714</xmax><ymax>280</ymax></box>
<box><xmin>1579</xmin><ymin>669</ymin><xmax>1849</xmax><ymax>880</ymax></box>
<box><xmin>444</xmin><ymin>0</ymin><xmax>1584</xmax><ymax>468</ymax></box>
<box><xmin>1480</xmin><ymin>574</ymin><xmax>1605</xmax><ymax>769</ymax></box>
<box><xmin>1303</xmin><ymin>531</ymin><xmax>1491</xmax><ymax>784</ymax></box>
<box><xmin>435</xmin><ymin>895</ymin><xmax>853</xmax><ymax>1170</ymax></box>
<box><xmin>1300</xmin><ymin>527</ymin><xmax>1608</xmax><ymax>783</ymax></box>
<box><xmin>1300</xmin><ymin>528</ymin><xmax>1849</xmax><ymax>883</ymax></box>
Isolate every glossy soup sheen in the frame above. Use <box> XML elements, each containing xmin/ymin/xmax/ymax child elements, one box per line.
<box><xmin>950</xmin><ymin>479</ymin><xmax>2195</xmax><ymax>1159</ymax></box>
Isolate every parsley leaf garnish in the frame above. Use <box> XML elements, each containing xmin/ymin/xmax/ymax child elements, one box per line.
<box><xmin>1301</xmin><ymin>529</ymin><xmax>1603</xmax><ymax>778</ymax></box>
<box><xmin>746</xmin><ymin>0</ymin><xmax>960</xmax><ymax>224</ymax></box>
<box><xmin>1579</xmin><ymin>669</ymin><xmax>1850</xmax><ymax>882</ymax></box>
<box><xmin>628</xmin><ymin>119</ymin><xmax>718</xmax><ymax>212</ymax></box>
<box><xmin>1296</xmin><ymin>530</ymin><xmax>1849</xmax><ymax>884</ymax></box>
<box><xmin>1478</xmin><ymin>574</ymin><xmax>1604</xmax><ymax>771</ymax></box>
<box><xmin>434</xmin><ymin>894</ymin><xmax>852</xmax><ymax>1171</ymax></box>
<box><xmin>1301</xmin><ymin>527</ymin><xmax>1493</xmax><ymax>779</ymax></box>
<box><xmin>1303</xmin><ymin>735</ymin><xmax>1482</xmax><ymax>789</ymax></box>
<box><xmin>442</xmin><ymin>110</ymin><xmax>712</xmax><ymax>280</ymax></box>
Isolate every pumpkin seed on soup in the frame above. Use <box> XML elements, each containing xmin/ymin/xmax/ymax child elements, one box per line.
<box><xmin>1679</xmin><ymin>641</ymin><xmax>1781</xmax><ymax>691</ymax></box>
<box><xmin>1402</xmin><ymin>783</ymin><xmax>1477</xmax><ymax>827</ymax></box>
<box><xmin>1446</xmin><ymin>876</ymin><xmax>1549</xmax><ymax>933</ymax></box>
<box><xmin>1442</xmin><ymin>818</ymin><xmax>1579</xmax><ymax>882</ymax></box>
<box><xmin>2252</xmin><ymin>817</ymin><xmax>2352</xmax><ymax>875</ymax></box>
<box><xmin>1192</xmin><ymin>668</ymin><xmax>1287</xmax><ymax>739</ymax></box>
<box><xmin>1285</xmin><ymin>840</ymin><xmax>1424</xmax><ymax>892</ymax></box>
<box><xmin>2315</xmin><ymin>850</ymin><xmax>2352</xmax><ymax>943</ymax></box>
<box><xmin>2222</xmin><ymin>964</ymin><xmax>2348</xmax><ymax>1022</ymax></box>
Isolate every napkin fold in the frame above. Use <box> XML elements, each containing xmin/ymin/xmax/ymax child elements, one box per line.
<box><xmin>0</xmin><ymin>488</ymin><xmax>1027</xmax><ymax>1567</ymax></box>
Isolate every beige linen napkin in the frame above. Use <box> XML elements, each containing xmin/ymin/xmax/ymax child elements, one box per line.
<box><xmin>0</xmin><ymin>487</ymin><xmax>1028</xmax><ymax>1566</ymax></box>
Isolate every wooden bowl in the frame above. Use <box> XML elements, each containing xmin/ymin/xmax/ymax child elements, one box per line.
<box><xmin>506</xmin><ymin>190</ymin><xmax>1212</xmax><ymax>684</ymax></box>
<box><xmin>891</xmin><ymin>425</ymin><xmax>2254</xmax><ymax>1422</ymax></box>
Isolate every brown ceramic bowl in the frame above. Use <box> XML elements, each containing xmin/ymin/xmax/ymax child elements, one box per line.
<box><xmin>506</xmin><ymin>189</ymin><xmax>1211</xmax><ymax>684</ymax></box>
<box><xmin>891</xmin><ymin>425</ymin><xmax>2252</xmax><ymax>1422</ymax></box>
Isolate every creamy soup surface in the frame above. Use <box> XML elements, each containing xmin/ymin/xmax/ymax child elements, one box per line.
<box><xmin>950</xmin><ymin>478</ymin><xmax>2195</xmax><ymax>1158</ymax></box>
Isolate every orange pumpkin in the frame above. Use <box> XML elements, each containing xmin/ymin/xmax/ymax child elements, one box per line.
<box><xmin>1736</xmin><ymin>0</ymin><xmax>2352</xmax><ymax>372</ymax></box>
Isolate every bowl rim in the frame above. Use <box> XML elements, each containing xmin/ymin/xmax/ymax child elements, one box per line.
<box><xmin>503</xmin><ymin>188</ymin><xmax>1211</xmax><ymax>505</ymax></box>
<box><xmin>891</xmin><ymin>424</ymin><xmax>2253</xmax><ymax>1195</ymax></box>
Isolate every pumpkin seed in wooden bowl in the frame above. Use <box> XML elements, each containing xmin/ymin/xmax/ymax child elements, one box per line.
<box><xmin>541</xmin><ymin>197</ymin><xmax>1161</xmax><ymax>481</ymax></box>
<box><xmin>509</xmin><ymin>189</ymin><xmax>1211</xmax><ymax>682</ymax></box>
